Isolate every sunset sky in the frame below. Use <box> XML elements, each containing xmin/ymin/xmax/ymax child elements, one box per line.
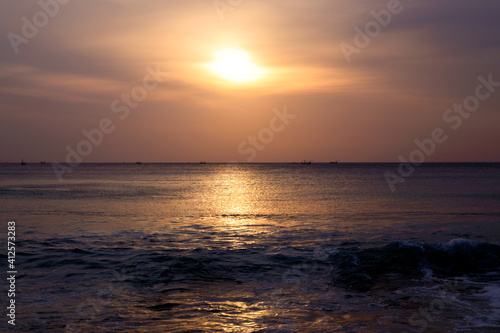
<box><xmin>1</xmin><ymin>0</ymin><xmax>499</xmax><ymax>163</ymax></box>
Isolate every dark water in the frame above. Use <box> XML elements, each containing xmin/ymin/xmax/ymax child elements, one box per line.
<box><xmin>0</xmin><ymin>163</ymin><xmax>499</xmax><ymax>332</ymax></box>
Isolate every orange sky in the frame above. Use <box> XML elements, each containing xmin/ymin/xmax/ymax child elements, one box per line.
<box><xmin>1</xmin><ymin>0</ymin><xmax>500</xmax><ymax>162</ymax></box>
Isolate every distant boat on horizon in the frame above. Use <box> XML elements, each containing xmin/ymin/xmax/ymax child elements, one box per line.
<box><xmin>301</xmin><ymin>160</ymin><xmax>312</xmax><ymax>165</ymax></box>
<box><xmin>21</xmin><ymin>159</ymin><xmax>27</xmax><ymax>165</ymax></box>
<box><xmin>40</xmin><ymin>161</ymin><xmax>46</xmax><ymax>164</ymax></box>
<box><xmin>135</xmin><ymin>161</ymin><xmax>142</xmax><ymax>164</ymax></box>
<box><xmin>330</xmin><ymin>160</ymin><xmax>338</xmax><ymax>164</ymax></box>
<box><xmin>199</xmin><ymin>161</ymin><xmax>207</xmax><ymax>164</ymax></box>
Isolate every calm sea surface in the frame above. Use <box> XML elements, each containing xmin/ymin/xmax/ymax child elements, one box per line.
<box><xmin>1</xmin><ymin>163</ymin><xmax>499</xmax><ymax>332</ymax></box>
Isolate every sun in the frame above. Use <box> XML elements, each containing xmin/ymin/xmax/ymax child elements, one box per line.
<box><xmin>208</xmin><ymin>49</ymin><xmax>265</xmax><ymax>83</ymax></box>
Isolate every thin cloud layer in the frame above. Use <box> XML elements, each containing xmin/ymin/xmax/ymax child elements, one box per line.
<box><xmin>1</xmin><ymin>0</ymin><xmax>499</xmax><ymax>162</ymax></box>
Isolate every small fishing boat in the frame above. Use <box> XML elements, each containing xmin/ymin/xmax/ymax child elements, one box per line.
<box><xmin>301</xmin><ymin>160</ymin><xmax>312</xmax><ymax>165</ymax></box>
<box><xmin>21</xmin><ymin>159</ymin><xmax>27</xmax><ymax>165</ymax></box>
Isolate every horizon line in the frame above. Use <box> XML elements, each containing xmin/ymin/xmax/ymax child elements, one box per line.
<box><xmin>4</xmin><ymin>161</ymin><xmax>500</xmax><ymax>164</ymax></box>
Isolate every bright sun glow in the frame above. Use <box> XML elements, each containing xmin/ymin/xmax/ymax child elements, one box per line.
<box><xmin>208</xmin><ymin>49</ymin><xmax>265</xmax><ymax>83</ymax></box>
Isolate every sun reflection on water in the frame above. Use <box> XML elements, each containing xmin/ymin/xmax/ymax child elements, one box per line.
<box><xmin>204</xmin><ymin>165</ymin><xmax>262</xmax><ymax>220</ymax></box>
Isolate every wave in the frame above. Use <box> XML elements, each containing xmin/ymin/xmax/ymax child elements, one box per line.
<box><xmin>330</xmin><ymin>239</ymin><xmax>500</xmax><ymax>292</ymax></box>
<box><xmin>13</xmin><ymin>235</ymin><xmax>500</xmax><ymax>296</ymax></box>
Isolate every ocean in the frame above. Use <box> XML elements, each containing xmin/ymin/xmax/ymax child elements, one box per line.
<box><xmin>1</xmin><ymin>163</ymin><xmax>499</xmax><ymax>332</ymax></box>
